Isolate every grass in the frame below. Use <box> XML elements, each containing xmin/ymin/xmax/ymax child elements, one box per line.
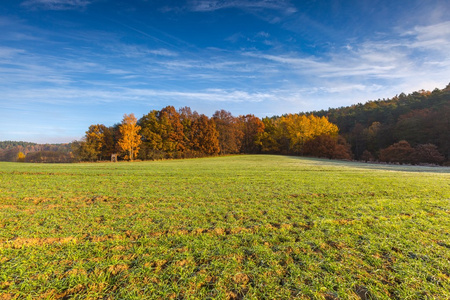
<box><xmin>0</xmin><ymin>155</ymin><xmax>449</xmax><ymax>299</ymax></box>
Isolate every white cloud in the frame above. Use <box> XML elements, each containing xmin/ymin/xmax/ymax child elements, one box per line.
<box><xmin>189</xmin><ymin>0</ymin><xmax>297</xmax><ymax>14</ymax></box>
<box><xmin>125</xmin><ymin>88</ymin><xmax>274</xmax><ymax>103</ymax></box>
<box><xmin>0</xmin><ymin>47</ymin><xmax>26</xmax><ymax>58</ymax></box>
<box><xmin>256</xmin><ymin>31</ymin><xmax>270</xmax><ymax>38</ymax></box>
<box><xmin>21</xmin><ymin>0</ymin><xmax>91</xmax><ymax>10</ymax></box>
<box><xmin>407</xmin><ymin>21</ymin><xmax>450</xmax><ymax>40</ymax></box>
<box><xmin>242</xmin><ymin>19</ymin><xmax>450</xmax><ymax>85</ymax></box>
<box><xmin>226</xmin><ymin>32</ymin><xmax>245</xmax><ymax>43</ymax></box>
<box><xmin>106</xmin><ymin>69</ymin><xmax>133</xmax><ymax>75</ymax></box>
<box><xmin>109</xmin><ymin>44</ymin><xmax>179</xmax><ymax>58</ymax></box>
<box><xmin>148</xmin><ymin>49</ymin><xmax>179</xmax><ymax>57</ymax></box>
<box><xmin>405</xmin><ymin>21</ymin><xmax>450</xmax><ymax>50</ymax></box>
<box><xmin>0</xmin><ymin>85</ymin><xmax>304</xmax><ymax>108</ymax></box>
<box><xmin>244</xmin><ymin>52</ymin><xmax>328</xmax><ymax>70</ymax></box>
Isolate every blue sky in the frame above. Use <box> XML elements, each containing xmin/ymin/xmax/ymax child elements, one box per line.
<box><xmin>1</xmin><ymin>0</ymin><xmax>449</xmax><ymax>143</ymax></box>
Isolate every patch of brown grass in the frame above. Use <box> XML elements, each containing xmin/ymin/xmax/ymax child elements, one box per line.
<box><xmin>107</xmin><ymin>264</ymin><xmax>129</xmax><ymax>275</ymax></box>
<box><xmin>1</xmin><ymin>237</ymin><xmax>77</xmax><ymax>249</ymax></box>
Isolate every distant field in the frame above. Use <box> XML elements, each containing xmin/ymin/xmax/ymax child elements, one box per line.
<box><xmin>0</xmin><ymin>155</ymin><xmax>449</xmax><ymax>299</ymax></box>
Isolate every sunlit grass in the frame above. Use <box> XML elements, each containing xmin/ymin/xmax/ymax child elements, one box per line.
<box><xmin>0</xmin><ymin>155</ymin><xmax>449</xmax><ymax>299</ymax></box>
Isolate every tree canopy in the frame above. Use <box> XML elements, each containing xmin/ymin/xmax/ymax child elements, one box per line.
<box><xmin>118</xmin><ymin>114</ymin><xmax>142</xmax><ymax>161</ymax></box>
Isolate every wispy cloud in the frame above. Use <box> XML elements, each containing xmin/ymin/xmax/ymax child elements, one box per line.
<box><xmin>0</xmin><ymin>16</ymin><xmax>47</xmax><ymax>41</ymax></box>
<box><xmin>243</xmin><ymin>19</ymin><xmax>450</xmax><ymax>88</ymax></box>
<box><xmin>124</xmin><ymin>88</ymin><xmax>274</xmax><ymax>103</ymax></box>
<box><xmin>111</xmin><ymin>44</ymin><xmax>179</xmax><ymax>58</ymax></box>
<box><xmin>404</xmin><ymin>21</ymin><xmax>450</xmax><ymax>50</ymax></box>
<box><xmin>2</xmin><ymin>86</ymin><xmax>275</xmax><ymax>105</ymax></box>
<box><xmin>0</xmin><ymin>47</ymin><xmax>26</xmax><ymax>58</ymax></box>
<box><xmin>21</xmin><ymin>0</ymin><xmax>91</xmax><ymax>10</ymax></box>
<box><xmin>189</xmin><ymin>0</ymin><xmax>297</xmax><ymax>14</ymax></box>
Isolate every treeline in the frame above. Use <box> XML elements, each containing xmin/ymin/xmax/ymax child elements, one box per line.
<box><xmin>0</xmin><ymin>141</ymin><xmax>37</xmax><ymax>150</ymax></box>
<box><xmin>73</xmin><ymin>106</ymin><xmax>350</xmax><ymax>162</ymax></box>
<box><xmin>312</xmin><ymin>84</ymin><xmax>450</xmax><ymax>164</ymax></box>
<box><xmin>0</xmin><ymin>141</ymin><xmax>73</xmax><ymax>163</ymax></box>
<box><xmin>3</xmin><ymin>85</ymin><xmax>448</xmax><ymax>164</ymax></box>
<box><xmin>73</xmin><ymin>84</ymin><xmax>449</xmax><ymax>164</ymax></box>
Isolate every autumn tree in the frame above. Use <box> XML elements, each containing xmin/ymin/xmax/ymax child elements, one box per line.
<box><xmin>212</xmin><ymin>110</ymin><xmax>243</xmax><ymax>154</ymax></box>
<box><xmin>179</xmin><ymin>106</ymin><xmax>200</xmax><ymax>148</ymax></box>
<box><xmin>118</xmin><ymin>113</ymin><xmax>142</xmax><ymax>161</ymax></box>
<box><xmin>17</xmin><ymin>151</ymin><xmax>26</xmax><ymax>162</ymax></box>
<box><xmin>411</xmin><ymin>144</ymin><xmax>445</xmax><ymax>165</ymax></box>
<box><xmin>85</xmin><ymin>124</ymin><xmax>104</xmax><ymax>160</ymax></box>
<box><xmin>258</xmin><ymin>117</ymin><xmax>281</xmax><ymax>154</ymax></box>
<box><xmin>278</xmin><ymin>114</ymin><xmax>339</xmax><ymax>155</ymax></box>
<box><xmin>239</xmin><ymin>114</ymin><xmax>265</xmax><ymax>153</ymax></box>
<box><xmin>190</xmin><ymin>114</ymin><xmax>220</xmax><ymax>155</ymax></box>
<box><xmin>86</xmin><ymin>124</ymin><xmax>114</xmax><ymax>160</ymax></box>
<box><xmin>159</xmin><ymin>106</ymin><xmax>186</xmax><ymax>155</ymax></box>
<box><xmin>303</xmin><ymin>134</ymin><xmax>352</xmax><ymax>160</ymax></box>
<box><xmin>102</xmin><ymin>126</ymin><xmax>115</xmax><ymax>159</ymax></box>
<box><xmin>379</xmin><ymin>140</ymin><xmax>414</xmax><ymax>164</ymax></box>
<box><xmin>76</xmin><ymin>139</ymin><xmax>99</xmax><ymax>162</ymax></box>
<box><xmin>73</xmin><ymin>124</ymin><xmax>115</xmax><ymax>161</ymax></box>
<box><xmin>361</xmin><ymin>150</ymin><xmax>374</xmax><ymax>162</ymax></box>
<box><xmin>138</xmin><ymin>110</ymin><xmax>163</xmax><ymax>159</ymax></box>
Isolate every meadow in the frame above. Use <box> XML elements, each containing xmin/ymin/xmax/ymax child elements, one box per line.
<box><xmin>0</xmin><ymin>155</ymin><xmax>449</xmax><ymax>299</ymax></box>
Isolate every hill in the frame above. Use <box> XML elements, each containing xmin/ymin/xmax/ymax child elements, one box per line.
<box><xmin>311</xmin><ymin>84</ymin><xmax>450</xmax><ymax>162</ymax></box>
<box><xmin>0</xmin><ymin>141</ymin><xmax>72</xmax><ymax>162</ymax></box>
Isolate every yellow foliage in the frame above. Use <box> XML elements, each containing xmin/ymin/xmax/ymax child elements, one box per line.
<box><xmin>17</xmin><ymin>152</ymin><xmax>26</xmax><ymax>162</ymax></box>
<box><xmin>86</xmin><ymin>125</ymin><xmax>105</xmax><ymax>152</ymax></box>
<box><xmin>279</xmin><ymin>114</ymin><xmax>338</xmax><ymax>153</ymax></box>
<box><xmin>118</xmin><ymin>113</ymin><xmax>142</xmax><ymax>161</ymax></box>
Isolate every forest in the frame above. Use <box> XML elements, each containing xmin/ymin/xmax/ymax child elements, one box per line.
<box><xmin>312</xmin><ymin>84</ymin><xmax>449</xmax><ymax>164</ymax></box>
<box><xmin>0</xmin><ymin>141</ymin><xmax>72</xmax><ymax>163</ymax></box>
<box><xmin>1</xmin><ymin>84</ymin><xmax>449</xmax><ymax>165</ymax></box>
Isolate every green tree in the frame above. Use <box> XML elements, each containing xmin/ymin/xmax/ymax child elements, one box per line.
<box><xmin>258</xmin><ymin>117</ymin><xmax>281</xmax><ymax>154</ymax></box>
<box><xmin>139</xmin><ymin>110</ymin><xmax>163</xmax><ymax>159</ymax></box>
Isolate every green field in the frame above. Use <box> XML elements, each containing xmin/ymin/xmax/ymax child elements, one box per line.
<box><xmin>0</xmin><ymin>155</ymin><xmax>449</xmax><ymax>299</ymax></box>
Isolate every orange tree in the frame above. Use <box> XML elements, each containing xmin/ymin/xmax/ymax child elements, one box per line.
<box><xmin>212</xmin><ymin>110</ymin><xmax>243</xmax><ymax>154</ymax></box>
<box><xmin>190</xmin><ymin>114</ymin><xmax>220</xmax><ymax>155</ymax></box>
<box><xmin>239</xmin><ymin>114</ymin><xmax>265</xmax><ymax>153</ymax></box>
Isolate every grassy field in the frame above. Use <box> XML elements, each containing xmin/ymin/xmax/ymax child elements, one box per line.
<box><xmin>0</xmin><ymin>155</ymin><xmax>449</xmax><ymax>299</ymax></box>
